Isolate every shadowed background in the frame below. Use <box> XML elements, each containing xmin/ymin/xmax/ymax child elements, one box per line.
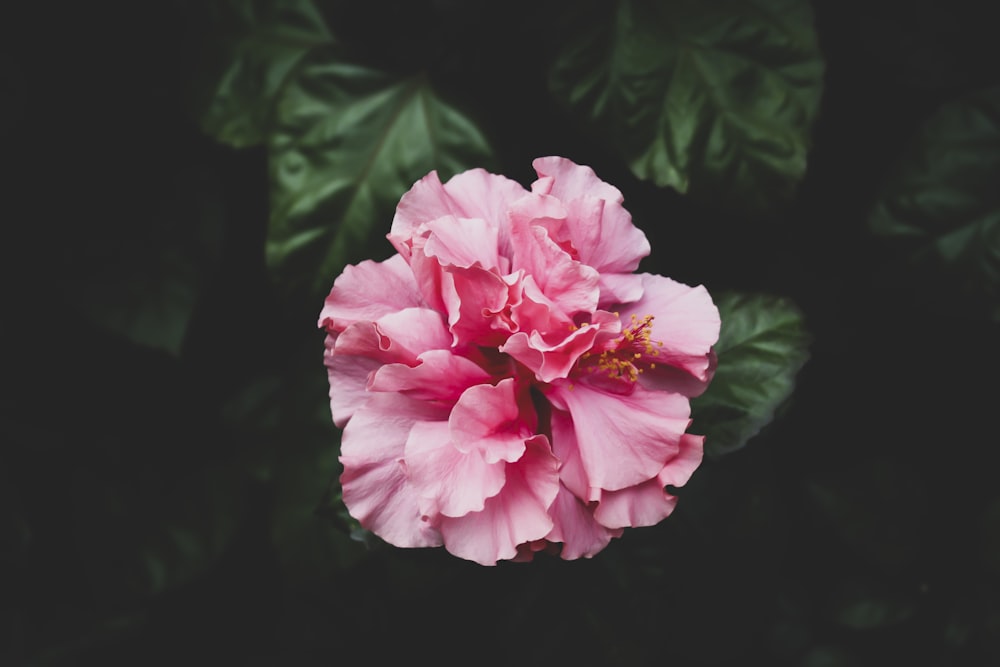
<box><xmin>2</xmin><ymin>1</ymin><xmax>999</xmax><ymax>665</ymax></box>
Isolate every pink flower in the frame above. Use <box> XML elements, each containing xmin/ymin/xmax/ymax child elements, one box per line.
<box><xmin>319</xmin><ymin>157</ymin><xmax>720</xmax><ymax>565</ymax></box>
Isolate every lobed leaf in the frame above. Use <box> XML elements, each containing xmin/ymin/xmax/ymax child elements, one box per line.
<box><xmin>549</xmin><ymin>0</ymin><xmax>824</xmax><ymax>215</ymax></box>
<box><xmin>869</xmin><ymin>85</ymin><xmax>1000</xmax><ymax>321</ymax></box>
<box><xmin>692</xmin><ymin>291</ymin><xmax>810</xmax><ymax>456</ymax></box>
<box><xmin>267</xmin><ymin>58</ymin><xmax>494</xmax><ymax>293</ymax></box>
<box><xmin>191</xmin><ymin>0</ymin><xmax>495</xmax><ymax>294</ymax></box>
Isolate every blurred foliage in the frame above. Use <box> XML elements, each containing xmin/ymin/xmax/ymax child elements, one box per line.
<box><xmin>2</xmin><ymin>0</ymin><xmax>999</xmax><ymax>665</ymax></box>
<box><xmin>869</xmin><ymin>84</ymin><xmax>1000</xmax><ymax>322</ymax></box>
<box><xmin>550</xmin><ymin>0</ymin><xmax>825</xmax><ymax>216</ymax></box>
<box><xmin>191</xmin><ymin>0</ymin><xmax>495</xmax><ymax>294</ymax></box>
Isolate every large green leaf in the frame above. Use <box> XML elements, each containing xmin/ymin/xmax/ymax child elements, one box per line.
<box><xmin>549</xmin><ymin>0</ymin><xmax>824</xmax><ymax>215</ymax></box>
<box><xmin>869</xmin><ymin>85</ymin><xmax>1000</xmax><ymax>321</ymax></box>
<box><xmin>267</xmin><ymin>60</ymin><xmax>494</xmax><ymax>293</ymax></box>
<box><xmin>692</xmin><ymin>291</ymin><xmax>810</xmax><ymax>457</ymax></box>
<box><xmin>191</xmin><ymin>0</ymin><xmax>495</xmax><ymax>293</ymax></box>
<box><xmin>192</xmin><ymin>0</ymin><xmax>334</xmax><ymax>148</ymax></box>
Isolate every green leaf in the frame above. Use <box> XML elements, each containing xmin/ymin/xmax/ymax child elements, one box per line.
<box><xmin>270</xmin><ymin>433</ymin><xmax>367</xmax><ymax>586</ymax></box>
<box><xmin>222</xmin><ymin>370</ymin><xmax>368</xmax><ymax>583</ymax></box>
<box><xmin>869</xmin><ymin>85</ymin><xmax>1000</xmax><ymax>321</ymax></box>
<box><xmin>549</xmin><ymin>0</ymin><xmax>824</xmax><ymax>215</ymax></box>
<box><xmin>190</xmin><ymin>1</ymin><xmax>495</xmax><ymax>294</ymax></box>
<box><xmin>267</xmin><ymin>60</ymin><xmax>494</xmax><ymax>293</ymax></box>
<box><xmin>192</xmin><ymin>0</ymin><xmax>334</xmax><ymax>148</ymax></box>
<box><xmin>692</xmin><ymin>291</ymin><xmax>810</xmax><ymax>457</ymax></box>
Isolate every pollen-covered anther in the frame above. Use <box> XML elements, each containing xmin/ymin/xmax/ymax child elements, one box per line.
<box><xmin>584</xmin><ymin>313</ymin><xmax>663</xmax><ymax>382</ymax></box>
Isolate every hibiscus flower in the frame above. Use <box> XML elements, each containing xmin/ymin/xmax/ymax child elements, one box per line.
<box><xmin>318</xmin><ymin>157</ymin><xmax>720</xmax><ymax>565</ymax></box>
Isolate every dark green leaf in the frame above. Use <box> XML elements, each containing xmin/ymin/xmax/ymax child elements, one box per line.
<box><xmin>869</xmin><ymin>85</ymin><xmax>1000</xmax><ymax>321</ymax></box>
<box><xmin>192</xmin><ymin>0</ymin><xmax>334</xmax><ymax>148</ymax></box>
<box><xmin>223</xmin><ymin>370</ymin><xmax>367</xmax><ymax>583</ymax></box>
<box><xmin>549</xmin><ymin>0</ymin><xmax>824</xmax><ymax>215</ymax></box>
<box><xmin>191</xmin><ymin>1</ymin><xmax>495</xmax><ymax>294</ymax></box>
<box><xmin>692</xmin><ymin>291</ymin><xmax>810</xmax><ymax>457</ymax></box>
<box><xmin>270</xmin><ymin>433</ymin><xmax>367</xmax><ymax>586</ymax></box>
<box><xmin>267</xmin><ymin>60</ymin><xmax>494</xmax><ymax>293</ymax></box>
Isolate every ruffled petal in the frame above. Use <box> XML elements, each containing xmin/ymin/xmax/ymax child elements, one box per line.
<box><xmin>448</xmin><ymin>378</ymin><xmax>529</xmax><ymax>463</ymax></box>
<box><xmin>546</xmin><ymin>381</ymin><xmax>691</xmax><ymax>492</ymax></box>
<box><xmin>319</xmin><ymin>254</ymin><xmax>423</xmax><ymax>333</ymax></box>
<box><xmin>617</xmin><ymin>274</ymin><xmax>720</xmax><ymax>385</ymax></box>
<box><xmin>509</xmin><ymin>221</ymin><xmax>600</xmax><ymax>318</ymax></box>
<box><xmin>438</xmin><ymin>436</ymin><xmax>559</xmax><ymax>565</ymax></box>
<box><xmin>562</xmin><ymin>196</ymin><xmax>650</xmax><ymax>275</ymax></box>
<box><xmin>368</xmin><ymin>349</ymin><xmax>492</xmax><ymax>402</ymax></box>
<box><xmin>340</xmin><ymin>393</ymin><xmax>449</xmax><ymax>548</ymax></box>
<box><xmin>440</xmin><ymin>168</ymin><xmax>528</xmax><ymax>257</ymax></box>
<box><xmin>546</xmin><ymin>484</ymin><xmax>622</xmax><ymax>560</ymax></box>
<box><xmin>548</xmin><ymin>405</ymin><xmax>597</xmax><ymax>502</ymax></box>
<box><xmin>594</xmin><ymin>434</ymin><xmax>704</xmax><ymax>529</ymax></box>
<box><xmin>441</xmin><ymin>265</ymin><xmax>517</xmax><ymax>347</ymax></box>
<box><xmin>404</xmin><ymin>421</ymin><xmax>506</xmax><ymax>518</ymax></box>
<box><xmin>334</xmin><ymin>307</ymin><xmax>451</xmax><ymax>366</ymax></box>
<box><xmin>325</xmin><ymin>337</ymin><xmax>382</xmax><ymax>428</ymax></box>
<box><xmin>597</xmin><ymin>273</ymin><xmax>645</xmax><ymax>308</ymax></box>
<box><xmin>389</xmin><ymin>169</ymin><xmax>526</xmax><ymax>259</ymax></box>
<box><xmin>531</xmin><ymin>156</ymin><xmax>624</xmax><ymax>204</ymax></box>
<box><xmin>500</xmin><ymin>327</ymin><xmax>597</xmax><ymax>384</ymax></box>
<box><xmin>423</xmin><ymin>215</ymin><xmax>505</xmax><ymax>272</ymax></box>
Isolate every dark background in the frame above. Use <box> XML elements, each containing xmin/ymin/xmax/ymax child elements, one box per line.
<box><xmin>3</xmin><ymin>1</ymin><xmax>999</xmax><ymax>665</ymax></box>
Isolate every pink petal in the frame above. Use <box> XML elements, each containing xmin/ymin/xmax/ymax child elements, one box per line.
<box><xmin>325</xmin><ymin>338</ymin><xmax>382</xmax><ymax>428</ymax></box>
<box><xmin>546</xmin><ymin>484</ymin><xmax>622</xmax><ymax>560</ymax></box>
<box><xmin>509</xmin><ymin>221</ymin><xmax>600</xmax><ymax>318</ymax></box>
<box><xmin>500</xmin><ymin>323</ymin><xmax>599</xmax><ymax>384</ymax></box>
<box><xmin>440</xmin><ymin>168</ymin><xmax>528</xmax><ymax>256</ymax></box>
<box><xmin>404</xmin><ymin>420</ymin><xmax>506</xmax><ymax>518</ymax></box>
<box><xmin>531</xmin><ymin>156</ymin><xmax>624</xmax><ymax>203</ymax></box>
<box><xmin>333</xmin><ymin>307</ymin><xmax>451</xmax><ymax>366</ymax></box>
<box><xmin>548</xmin><ymin>405</ymin><xmax>598</xmax><ymax>502</ymax></box>
<box><xmin>594</xmin><ymin>434</ymin><xmax>704</xmax><ymax>529</ymax></box>
<box><xmin>340</xmin><ymin>393</ymin><xmax>449</xmax><ymax>548</ymax></box>
<box><xmin>501</xmin><ymin>308</ymin><xmax>620</xmax><ymax>384</ymax></box>
<box><xmin>438</xmin><ymin>436</ymin><xmax>559</xmax><ymax>565</ymax></box>
<box><xmin>441</xmin><ymin>265</ymin><xmax>517</xmax><ymax>347</ymax></box>
<box><xmin>546</xmin><ymin>381</ymin><xmax>691</xmax><ymax>492</ymax></box>
<box><xmin>597</xmin><ymin>273</ymin><xmax>645</xmax><ymax>308</ymax></box>
<box><xmin>617</xmin><ymin>274</ymin><xmax>720</xmax><ymax>383</ymax></box>
<box><xmin>368</xmin><ymin>350</ymin><xmax>492</xmax><ymax>402</ymax></box>
<box><xmin>318</xmin><ymin>254</ymin><xmax>423</xmax><ymax>333</ymax></box>
<box><xmin>658</xmin><ymin>433</ymin><xmax>704</xmax><ymax>488</ymax></box>
<box><xmin>562</xmin><ymin>196</ymin><xmax>650</xmax><ymax>275</ymax></box>
<box><xmin>389</xmin><ymin>169</ymin><xmax>526</xmax><ymax>259</ymax></box>
<box><xmin>448</xmin><ymin>378</ymin><xmax>530</xmax><ymax>464</ymax></box>
<box><xmin>639</xmin><ymin>351</ymin><xmax>719</xmax><ymax>399</ymax></box>
<box><xmin>423</xmin><ymin>215</ymin><xmax>506</xmax><ymax>272</ymax></box>
<box><xmin>508</xmin><ymin>192</ymin><xmax>570</xmax><ymax>248</ymax></box>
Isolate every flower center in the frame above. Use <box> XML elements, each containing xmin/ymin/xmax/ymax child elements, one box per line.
<box><xmin>580</xmin><ymin>313</ymin><xmax>663</xmax><ymax>383</ymax></box>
